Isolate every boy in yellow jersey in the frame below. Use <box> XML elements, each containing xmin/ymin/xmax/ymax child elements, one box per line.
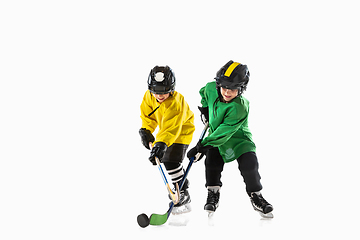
<box><xmin>139</xmin><ymin>65</ymin><xmax>195</xmax><ymax>213</ymax></box>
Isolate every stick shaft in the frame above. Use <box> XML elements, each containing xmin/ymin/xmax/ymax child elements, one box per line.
<box><xmin>149</xmin><ymin>122</ymin><xmax>209</xmax><ymax>225</ymax></box>
<box><xmin>166</xmin><ymin>122</ymin><xmax>209</xmax><ymax>219</ymax></box>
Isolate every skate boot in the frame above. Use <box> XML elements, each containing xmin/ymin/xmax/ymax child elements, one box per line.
<box><xmin>204</xmin><ymin>186</ymin><xmax>220</xmax><ymax>216</ymax></box>
<box><xmin>170</xmin><ymin>179</ymin><xmax>191</xmax><ymax>215</ymax></box>
<box><xmin>250</xmin><ymin>192</ymin><xmax>274</xmax><ymax>218</ymax></box>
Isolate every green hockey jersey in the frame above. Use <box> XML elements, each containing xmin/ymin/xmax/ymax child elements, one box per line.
<box><xmin>200</xmin><ymin>81</ymin><xmax>256</xmax><ymax>163</ymax></box>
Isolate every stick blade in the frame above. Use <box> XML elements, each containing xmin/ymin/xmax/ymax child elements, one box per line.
<box><xmin>149</xmin><ymin>213</ymin><xmax>169</xmax><ymax>225</ymax></box>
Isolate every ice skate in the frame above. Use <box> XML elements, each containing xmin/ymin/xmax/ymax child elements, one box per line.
<box><xmin>171</xmin><ymin>189</ymin><xmax>191</xmax><ymax>215</ymax></box>
<box><xmin>168</xmin><ymin>179</ymin><xmax>191</xmax><ymax>215</ymax></box>
<box><xmin>204</xmin><ymin>187</ymin><xmax>220</xmax><ymax>217</ymax></box>
<box><xmin>250</xmin><ymin>192</ymin><xmax>273</xmax><ymax>218</ymax></box>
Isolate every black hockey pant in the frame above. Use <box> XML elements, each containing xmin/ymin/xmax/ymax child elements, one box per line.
<box><xmin>205</xmin><ymin>147</ymin><xmax>262</xmax><ymax>196</ymax></box>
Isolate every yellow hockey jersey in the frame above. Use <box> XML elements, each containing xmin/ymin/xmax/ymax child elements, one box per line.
<box><xmin>140</xmin><ymin>90</ymin><xmax>195</xmax><ymax>147</ymax></box>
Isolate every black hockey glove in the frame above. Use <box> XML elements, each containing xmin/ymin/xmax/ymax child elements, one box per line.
<box><xmin>139</xmin><ymin>128</ymin><xmax>155</xmax><ymax>150</ymax></box>
<box><xmin>198</xmin><ymin>106</ymin><xmax>209</xmax><ymax>125</ymax></box>
<box><xmin>149</xmin><ymin>142</ymin><xmax>168</xmax><ymax>165</ymax></box>
<box><xmin>187</xmin><ymin>141</ymin><xmax>212</xmax><ymax>161</ymax></box>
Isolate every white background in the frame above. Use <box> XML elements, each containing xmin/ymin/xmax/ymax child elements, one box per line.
<box><xmin>1</xmin><ymin>0</ymin><xmax>359</xmax><ymax>239</ymax></box>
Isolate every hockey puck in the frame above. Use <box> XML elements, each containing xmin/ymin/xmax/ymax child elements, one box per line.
<box><xmin>137</xmin><ymin>213</ymin><xmax>150</xmax><ymax>228</ymax></box>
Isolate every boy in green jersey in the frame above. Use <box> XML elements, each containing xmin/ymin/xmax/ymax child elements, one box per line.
<box><xmin>187</xmin><ymin>61</ymin><xmax>273</xmax><ymax>217</ymax></box>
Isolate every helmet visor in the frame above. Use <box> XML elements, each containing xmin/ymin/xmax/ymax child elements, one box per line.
<box><xmin>148</xmin><ymin>85</ymin><xmax>172</xmax><ymax>94</ymax></box>
<box><xmin>217</xmin><ymin>79</ymin><xmax>242</xmax><ymax>90</ymax></box>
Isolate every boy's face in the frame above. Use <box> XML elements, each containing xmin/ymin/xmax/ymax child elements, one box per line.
<box><xmin>153</xmin><ymin>93</ymin><xmax>170</xmax><ymax>103</ymax></box>
<box><xmin>220</xmin><ymin>87</ymin><xmax>238</xmax><ymax>102</ymax></box>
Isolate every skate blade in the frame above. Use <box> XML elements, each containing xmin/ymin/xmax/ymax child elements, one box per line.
<box><xmin>259</xmin><ymin>212</ymin><xmax>274</xmax><ymax>218</ymax></box>
<box><xmin>205</xmin><ymin>209</ymin><xmax>215</xmax><ymax>217</ymax></box>
<box><xmin>172</xmin><ymin>203</ymin><xmax>191</xmax><ymax>215</ymax></box>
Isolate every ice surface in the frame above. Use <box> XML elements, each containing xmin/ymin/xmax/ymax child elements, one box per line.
<box><xmin>1</xmin><ymin>1</ymin><xmax>359</xmax><ymax>240</ymax></box>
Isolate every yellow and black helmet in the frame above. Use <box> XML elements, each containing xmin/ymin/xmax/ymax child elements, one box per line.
<box><xmin>148</xmin><ymin>66</ymin><xmax>176</xmax><ymax>94</ymax></box>
<box><xmin>215</xmin><ymin>60</ymin><xmax>250</xmax><ymax>95</ymax></box>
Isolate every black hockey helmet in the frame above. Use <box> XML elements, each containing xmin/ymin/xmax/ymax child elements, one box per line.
<box><xmin>215</xmin><ymin>60</ymin><xmax>250</xmax><ymax>96</ymax></box>
<box><xmin>148</xmin><ymin>66</ymin><xmax>176</xmax><ymax>94</ymax></box>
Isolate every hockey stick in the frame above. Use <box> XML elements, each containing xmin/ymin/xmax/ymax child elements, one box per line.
<box><xmin>150</xmin><ymin>144</ymin><xmax>180</xmax><ymax>204</ymax></box>
<box><xmin>154</xmin><ymin>156</ymin><xmax>180</xmax><ymax>204</ymax></box>
<box><xmin>137</xmin><ymin>122</ymin><xmax>209</xmax><ymax>227</ymax></box>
